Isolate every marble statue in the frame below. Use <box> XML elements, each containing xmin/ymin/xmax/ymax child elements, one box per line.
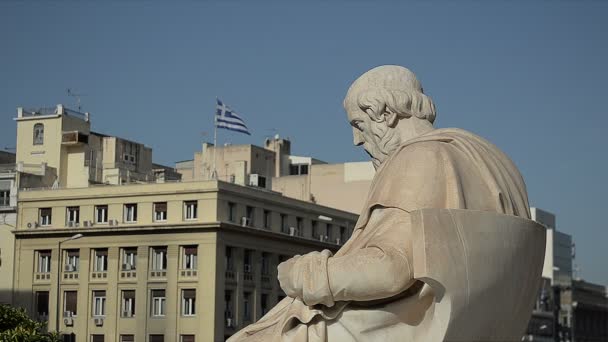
<box><xmin>228</xmin><ymin>65</ymin><xmax>546</xmax><ymax>341</ymax></box>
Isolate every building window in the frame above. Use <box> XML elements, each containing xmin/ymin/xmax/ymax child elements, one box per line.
<box><xmin>243</xmin><ymin>291</ymin><xmax>252</xmax><ymax>322</ymax></box>
<box><xmin>149</xmin><ymin>335</ymin><xmax>164</xmax><ymax>342</ymax></box>
<box><xmin>181</xmin><ymin>289</ymin><xmax>196</xmax><ymax>316</ymax></box>
<box><xmin>289</xmin><ymin>164</ymin><xmax>309</xmax><ymax>175</ymax></box>
<box><xmin>339</xmin><ymin>226</ymin><xmax>347</xmax><ymax>244</ymax></box>
<box><xmin>35</xmin><ymin>291</ymin><xmax>49</xmax><ymax>318</ymax></box>
<box><xmin>280</xmin><ymin>214</ymin><xmax>287</xmax><ymax>233</ymax></box>
<box><xmin>181</xmin><ymin>245</ymin><xmax>197</xmax><ymax>270</ymax></box>
<box><xmin>36</xmin><ymin>250</ymin><xmax>51</xmax><ymax>273</ymax></box>
<box><xmin>93</xmin><ymin>249</ymin><xmax>108</xmax><ymax>272</ymax></box>
<box><xmin>261</xmin><ymin>252</ymin><xmax>270</xmax><ymax>275</ymax></box>
<box><xmin>312</xmin><ymin>220</ymin><xmax>319</xmax><ymax>238</ymax></box>
<box><xmin>121</xmin><ymin>247</ymin><xmax>137</xmax><ymax>271</ymax></box>
<box><xmin>95</xmin><ymin>205</ymin><xmax>108</xmax><ymax>224</ymax></box>
<box><xmin>228</xmin><ymin>202</ymin><xmax>236</xmax><ymax>222</ymax></box>
<box><xmin>39</xmin><ymin>208</ymin><xmax>52</xmax><ymax>226</ymax></box>
<box><xmin>261</xmin><ymin>293</ymin><xmax>269</xmax><ymax>315</ymax></box>
<box><xmin>184</xmin><ymin>201</ymin><xmax>197</xmax><ymax>220</ymax></box>
<box><xmin>120</xmin><ymin>335</ymin><xmax>134</xmax><ymax>342</ymax></box>
<box><xmin>151</xmin><ymin>289</ymin><xmax>166</xmax><ymax>317</ymax></box>
<box><xmin>244</xmin><ymin>249</ymin><xmax>253</xmax><ymax>274</ymax></box>
<box><xmin>151</xmin><ymin>247</ymin><xmax>167</xmax><ymax>271</ymax></box>
<box><xmin>124</xmin><ymin>203</ymin><xmax>137</xmax><ymax>223</ymax></box>
<box><xmin>0</xmin><ymin>190</ymin><xmax>9</xmax><ymax>207</ymax></box>
<box><xmin>225</xmin><ymin>290</ymin><xmax>234</xmax><ymax>328</ymax></box>
<box><xmin>245</xmin><ymin>206</ymin><xmax>255</xmax><ymax>226</ymax></box>
<box><xmin>64</xmin><ymin>291</ymin><xmax>77</xmax><ymax>317</ymax></box>
<box><xmin>91</xmin><ymin>335</ymin><xmax>104</xmax><ymax>342</ymax></box>
<box><xmin>66</xmin><ymin>206</ymin><xmax>80</xmax><ymax>225</ymax></box>
<box><xmin>327</xmin><ymin>224</ymin><xmax>333</xmax><ymax>241</ymax></box>
<box><xmin>33</xmin><ymin>123</ymin><xmax>44</xmax><ymax>145</ymax></box>
<box><xmin>296</xmin><ymin>217</ymin><xmax>303</xmax><ymax>235</ymax></box>
<box><xmin>64</xmin><ymin>249</ymin><xmax>79</xmax><ymax>272</ymax></box>
<box><xmin>263</xmin><ymin>210</ymin><xmax>271</xmax><ymax>229</ymax></box>
<box><xmin>257</xmin><ymin>175</ymin><xmax>266</xmax><ymax>188</ymax></box>
<box><xmin>153</xmin><ymin>202</ymin><xmax>167</xmax><ymax>222</ymax></box>
<box><xmin>121</xmin><ymin>290</ymin><xmax>135</xmax><ymax>317</ymax></box>
<box><xmin>180</xmin><ymin>335</ymin><xmax>195</xmax><ymax>342</ymax></box>
<box><xmin>92</xmin><ymin>290</ymin><xmax>106</xmax><ymax>317</ymax></box>
<box><xmin>225</xmin><ymin>247</ymin><xmax>234</xmax><ymax>271</ymax></box>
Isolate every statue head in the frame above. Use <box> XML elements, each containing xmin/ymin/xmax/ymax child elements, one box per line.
<box><xmin>343</xmin><ymin>65</ymin><xmax>437</xmax><ymax>169</ymax></box>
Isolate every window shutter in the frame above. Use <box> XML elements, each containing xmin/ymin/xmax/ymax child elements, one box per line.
<box><xmin>183</xmin><ymin>289</ymin><xmax>196</xmax><ymax>299</ymax></box>
<box><xmin>184</xmin><ymin>246</ymin><xmax>197</xmax><ymax>255</ymax></box>
<box><xmin>149</xmin><ymin>335</ymin><xmax>164</xmax><ymax>342</ymax></box>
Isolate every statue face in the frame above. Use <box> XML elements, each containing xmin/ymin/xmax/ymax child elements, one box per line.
<box><xmin>347</xmin><ymin>106</ymin><xmax>392</xmax><ymax>169</ymax></box>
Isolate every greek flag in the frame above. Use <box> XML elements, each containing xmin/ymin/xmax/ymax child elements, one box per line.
<box><xmin>215</xmin><ymin>98</ymin><xmax>251</xmax><ymax>135</ymax></box>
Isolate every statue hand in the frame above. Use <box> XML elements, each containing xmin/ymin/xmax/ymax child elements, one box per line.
<box><xmin>277</xmin><ymin>255</ymin><xmax>303</xmax><ymax>298</ymax></box>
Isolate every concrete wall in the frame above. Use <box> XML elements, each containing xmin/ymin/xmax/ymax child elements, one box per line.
<box><xmin>272</xmin><ymin>161</ymin><xmax>374</xmax><ymax>214</ymax></box>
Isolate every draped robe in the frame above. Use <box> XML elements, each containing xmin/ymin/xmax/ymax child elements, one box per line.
<box><xmin>228</xmin><ymin>128</ymin><xmax>531</xmax><ymax>342</ymax></box>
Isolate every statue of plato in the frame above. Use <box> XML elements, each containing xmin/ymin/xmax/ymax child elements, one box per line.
<box><xmin>228</xmin><ymin>65</ymin><xmax>545</xmax><ymax>342</ymax></box>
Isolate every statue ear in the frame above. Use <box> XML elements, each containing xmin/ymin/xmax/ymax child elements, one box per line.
<box><xmin>383</xmin><ymin>108</ymin><xmax>399</xmax><ymax>127</ymax></box>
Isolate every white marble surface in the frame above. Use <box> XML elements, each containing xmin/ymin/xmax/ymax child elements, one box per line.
<box><xmin>228</xmin><ymin>65</ymin><xmax>545</xmax><ymax>341</ymax></box>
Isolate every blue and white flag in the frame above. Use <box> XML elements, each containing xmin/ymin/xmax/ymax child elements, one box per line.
<box><xmin>215</xmin><ymin>98</ymin><xmax>251</xmax><ymax>135</ymax></box>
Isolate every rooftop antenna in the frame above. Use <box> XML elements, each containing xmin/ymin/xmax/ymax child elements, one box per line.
<box><xmin>66</xmin><ymin>88</ymin><xmax>87</xmax><ymax>112</ymax></box>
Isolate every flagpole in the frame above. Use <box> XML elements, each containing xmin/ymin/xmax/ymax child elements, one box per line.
<box><xmin>212</xmin><ymin>98</ymin><xmax>218</xmax><ymax>180</ymax></box>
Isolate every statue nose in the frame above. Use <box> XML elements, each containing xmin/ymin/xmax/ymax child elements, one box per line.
<box><xmin>353</xmin><ymin>131</ymin><xmax>364</xmax><ymax>146</ymax></box>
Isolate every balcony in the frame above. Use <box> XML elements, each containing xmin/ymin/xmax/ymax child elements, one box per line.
<box><xmin>120</xmin><ymin>264</ymin><xmax>136</xmax><ymax>280</ymax></box>
<box><xmin>34</xmin><ymin>272</ymin><xmax>51</xmax><ymax>282</ymax></box>
<box><xmin>225</xmin><ymin>268</ymin><xmax>236</xmax><ymax>282</ymax></box>
<box><xmin>62</xmin><ymin>265</ymin><xmax>79</xmax><ymax>281</ymax></box>
<box><xmin>91</xmin><ymin>271</ymin><xmax>108</xmax><ymax>280</ymax></box>
<box><xmin>62</xmin><ymin>131</ymin><xmax>89</xmax><ymax>146</ymax></box>
<box><xmin>149</xmin><ymin>269</ymin><xmax>167</xmax><ymax>279</ymax></box>
<box><xmin>179</xmin><ymin>269</ymin><xmax>198</xmax><ymax>279</ymax></box>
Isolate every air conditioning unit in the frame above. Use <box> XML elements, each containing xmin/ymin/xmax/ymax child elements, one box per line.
<box><xmin>67</xmin><ymin>221</ymin><xmax>74</xmax><ymax>228</ymax></box>
<box><xmin>109</xmin><ymin>219</ymin><xmax>117</xmax><ymax>226</ymax></box>
<box><xmin>244</xmin><ymin>264</ymin><xmax>252</xmax><ymax>273</ymax></box>
<box><xmin>27</xmin><ymin>222</ymin><xmax>37</xmax><ymax>229</ymax></box>
<box><xmin>74</xmin><ymin>222</ymin><xmax>79</xmax><ymax>227</ymax></box>
<box><xmin>241</xmin><ymin>217</ymin><xmax>250</xmax><ymax>227</ymax></box>
<box><xmin>83</xmin><ymin>220</ymin><xmax>93</xmax><ymax>227</ymax></box>
<box><xmin>122</xmin><ymin>263</ymin><xmax>132</xmax><ymax>271</ymax></box>
<box><xmin>94</xmin><ymin>317</ymin><xmax>104</xmax><ymax>326</ymax></box>
<box><xmin>64</xmin><ymin>264</ymin><xmax>76</xmax><ymax>272</ymax></box>
<box><xmin>63</xmin><ymin>317</ymin><xmax>74</xmax><ymax>326</ymax></box>
<box><xmin>289</xmin><ymin>227</ymin><xmax>297</xmax><ymax>236</ymax></box>
<box><xmin>63</xmin><ymin>311</ymin><xmax>73</xmax><ymax>318</ymax></box>
<box><xmin>249</xmin><ymin>173</ymin><xmax>260</xmax><ymax>187</ymax></box>
<box><xmin>122</xmin><ymin>310</ymin><xmax>132</xmax><ymax>318</ymax></box>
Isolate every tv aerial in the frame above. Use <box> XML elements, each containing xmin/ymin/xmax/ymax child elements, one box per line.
<box><xmin>66</xmin><ymin>88</ymin><xmax>87</xmax><ymax>112</ymax></box>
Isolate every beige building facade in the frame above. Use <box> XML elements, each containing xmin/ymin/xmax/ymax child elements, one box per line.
<box><xmin>14</xmin><ymin>105</ymin><xmax>178</xmax><ymax>189</ymax></box>
<box><xmin>1</xmin><ymin>151</ymin><xmax>18</xmax><ymax>304</ymax></box>
<box><xmin>13</xmin><ymin>180</ymin><xmax>356</xmax><ymax>342</ymax></box>
<box><xmin>176</xmin><ymin>136</ymin><xmax>374</xmax><ymax>215</ymax></box>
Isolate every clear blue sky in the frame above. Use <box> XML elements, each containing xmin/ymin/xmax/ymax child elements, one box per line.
<box><xmin>1</xmin><ymin>2</ymin><xmax>607</xmax><ymax>285</ymax></box>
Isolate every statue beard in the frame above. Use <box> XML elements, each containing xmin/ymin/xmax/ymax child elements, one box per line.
<box><xmin>367</xmin><ymin>123</ymin><xmax>402</xmax><ymax>169</ymax></box>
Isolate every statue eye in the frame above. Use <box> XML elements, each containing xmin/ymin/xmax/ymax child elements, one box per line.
<box><xmin>352</xmin><ymin>121</ymin><xmax>363</xmax><ymax>130</ymax></box>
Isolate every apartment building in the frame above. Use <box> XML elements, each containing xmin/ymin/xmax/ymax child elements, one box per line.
<box><xmin>0</xmin><ymin>151</ymin><xmax>17</xmax><ymax>304</ymax></box>
<box><xmin>176</xmin><ymin>135</ymin><xmax>374</xmax><ymax>214</ymax></box>
<box><xmin>14</xmin><ymin>105</ymin><xmax>178</xmax><ymax>189</ymax></box>
<box><xmin>13</xmin><ymin>180</ymin><xmax>357</xmax><ymax>342</ymax></box>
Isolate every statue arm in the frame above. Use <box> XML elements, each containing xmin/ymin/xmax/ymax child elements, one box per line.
<box><xmin>278</xmin><ymin>208</ymin><xmax>415</xmax><ymax>306</ymax></box>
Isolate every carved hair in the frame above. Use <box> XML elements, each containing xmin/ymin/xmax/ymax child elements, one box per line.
<box><xmin>357</xmin><ymin>88</ymin><xmax>436</xmax><ymax>124</ymax></box>
<box><xmin>344</xmin><ymin>65</ymin><xmax>437</xmax><ymax>124</ymax></box>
